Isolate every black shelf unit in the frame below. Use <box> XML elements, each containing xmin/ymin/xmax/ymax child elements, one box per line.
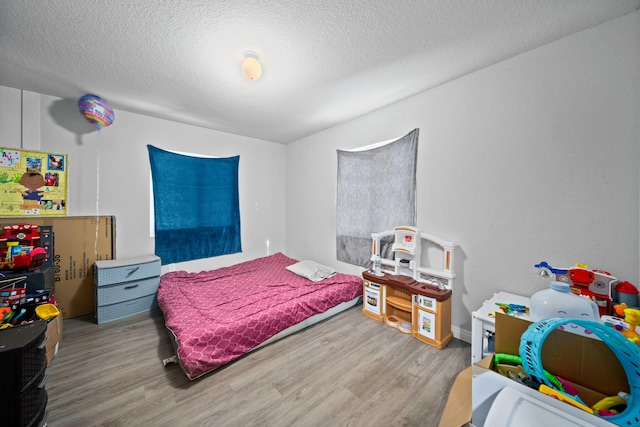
<box><xmin>0</xmin><ymin>320</ymin><xmax>48</xmax><ymax>427</ymax></box>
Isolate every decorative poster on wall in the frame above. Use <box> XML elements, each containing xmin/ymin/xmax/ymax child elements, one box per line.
<box><xmin>0</xmin><ymin>148</ymin><xmax>67</xmax><ymax>216</ymax></box>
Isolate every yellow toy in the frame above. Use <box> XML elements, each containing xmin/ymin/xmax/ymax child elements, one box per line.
<box><xmin>35</xmin><ymin>303</ymin><xmax>59</xmax><ymax>320</ymax></box>
<box><xmin>592</xmin><ymin>394</ymin><xmax>627</xmax><ymax>415</ymax></box>
<box><xmin>621</xmin><ymin>306</ymin><xmax>640</xmax><ymax>344</ymax></box>
<box><xmin>538</xmin><ymin>384</ymin><xmax>594</xmax><ymax>414</ymax></box>
<box><xmin>608</xmin><ymin>303</ymin><xmax>640</xmax><ymax>345</ymax></box>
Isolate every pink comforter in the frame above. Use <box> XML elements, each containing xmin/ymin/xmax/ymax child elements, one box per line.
<box><xmin>157</xmin><ymin>253</ymin><xmax>362</xmax><ymax>379</ymax></box>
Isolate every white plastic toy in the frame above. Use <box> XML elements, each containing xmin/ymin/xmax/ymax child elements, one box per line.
<box><xmin>534</xmin><ymin>261</ymin><xmax>618</xmax><ymax>316</ymax></box>
<box><xmin>529</xmin><ymin>281</ymin><xmax>600</xmax><ymax>337</ymax></box>
<box><xmin>370</xmin><ymin>226</ymin><xmax>456</xmax><ymax>290</ymax></box>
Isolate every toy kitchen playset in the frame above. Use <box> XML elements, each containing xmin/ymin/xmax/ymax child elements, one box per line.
<box><xmin>362</xmin><ymin>226</ymin><xmax>457</xmax><ymax>349</ymax></box>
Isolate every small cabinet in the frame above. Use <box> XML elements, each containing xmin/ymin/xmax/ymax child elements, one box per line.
<box><xmin>413</xmin><ymin>293</ymin><xmax>452</xmax><ymax>348</ymax></box>
<box><xmin>94</xmin><ymin>254</ymin><xmax>161</xmax><ymax>323</ymax></box>
<box><xmin>471</xmin><ymin>291</ymin><xmax>531</xmax><ymax>363</ymax></box>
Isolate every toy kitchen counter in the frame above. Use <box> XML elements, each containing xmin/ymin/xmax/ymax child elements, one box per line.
<box><xmin>362</xmin><ymin>270</ymin><xmax>453</xmax><ymax>349</ymax></box>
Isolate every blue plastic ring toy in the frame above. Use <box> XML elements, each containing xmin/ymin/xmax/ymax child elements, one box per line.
<box><xmin>519</xmin><ymin>318</ymin><xmax>640</xmax><ymax>427</ymax></box>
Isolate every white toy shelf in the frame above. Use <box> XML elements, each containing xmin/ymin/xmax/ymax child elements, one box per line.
<box><xmin>371</xmin><ymin>226</ymin><xmax>456</xmax><ymax>290</ymax></box>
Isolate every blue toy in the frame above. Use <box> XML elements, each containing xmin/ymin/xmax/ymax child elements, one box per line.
<box><xmin>519</xmin><ymin>318</ymin><xmax>640</xmax><ymax>426</ymax></box>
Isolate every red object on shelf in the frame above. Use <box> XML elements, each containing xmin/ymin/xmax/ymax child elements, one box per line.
<box><xmin>615</xmin><ymin>281</ymin><xmax>639</xmax><ymax>295</ymax></box>
<box><xmin>569</xmin><ymin>268</ymin><xmax>594</xmax><ymax>285</ymax></box>
<box><xmin>0</xmin><ymin>224</ymin><xmax>41</xmax><ymax>243</ymax></box>
<box><xmin>614</xmin><ymin>281</ymin><xmax>639</xmax><ymax>308</ymax></box>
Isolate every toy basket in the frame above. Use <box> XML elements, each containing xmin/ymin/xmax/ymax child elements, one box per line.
<box><xmin>35</xmin><ymin>303</ymin><xmax>59</xmax><ymax>320</ymax></box>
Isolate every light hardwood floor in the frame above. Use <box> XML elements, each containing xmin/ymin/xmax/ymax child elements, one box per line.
<box><xmin>47</xmin><ymin>306</ymin><xmax>470</xmax><ymax>427</ymax></box>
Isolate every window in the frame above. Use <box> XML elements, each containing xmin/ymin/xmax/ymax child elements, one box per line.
<box><xmin>336</xmin><ymin>129</ymin><xmax>418</xmax><ymax>267</ymax></box>
<box><xmin>147</xmin><ymin>145</ymin><xmax>241</xmax><ymax>264</ymax></box>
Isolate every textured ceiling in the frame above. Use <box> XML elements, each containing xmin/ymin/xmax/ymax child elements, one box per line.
<box><xmin>1</xmin><ymin>0</ymin><xmax>638</xmax><ymax>144</ymax></box>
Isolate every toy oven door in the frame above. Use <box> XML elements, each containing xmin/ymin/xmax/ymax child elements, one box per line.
<box><xmin>364</xmin><ymin>284</ymin><xmax>381</xmax><ymax>316</ymax></box>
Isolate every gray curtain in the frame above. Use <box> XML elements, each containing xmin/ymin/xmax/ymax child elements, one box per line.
<box><xmin>336</xmin><ymin>129</ymin><xmax>418</xmax><ymax>267</ymax></box>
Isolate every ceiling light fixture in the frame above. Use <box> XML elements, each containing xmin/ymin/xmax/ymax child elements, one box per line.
<box><xmin>242</xmin><ymin>51</ymin><xmax>262</xmax><ymax>81</ymax></box>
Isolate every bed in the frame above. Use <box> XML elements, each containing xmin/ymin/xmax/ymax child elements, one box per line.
<box><xmin>157</xmin><ymin>252</ymin><xmax>363</xmax><ymax>379</ymax></box>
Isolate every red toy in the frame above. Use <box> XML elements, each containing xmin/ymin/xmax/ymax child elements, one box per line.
<box><xmin>0</xmin><ymin>286</ymin><xmax>25</xmax><ymax>306</ymax></box>
<box><xmin>535</xmin><ymin>261</ymin><xmax>616</xmax><ymax>316</ymax></box>
<box><xmin>0</xmin><ymin>224</ymin><xmax>47</xmax><ymax>271</ymax></box>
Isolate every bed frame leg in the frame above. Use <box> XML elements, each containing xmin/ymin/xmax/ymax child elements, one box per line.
<box><xmin>162</xmin><ymin>355</ymin><xmax>178</xmax><ymax>366</ymax></box>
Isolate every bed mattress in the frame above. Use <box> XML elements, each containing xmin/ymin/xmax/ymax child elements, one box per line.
<box><xmin>157</xmin><ymin>252</ymin><xmax>362</xmax><ymax>379</ymax></box>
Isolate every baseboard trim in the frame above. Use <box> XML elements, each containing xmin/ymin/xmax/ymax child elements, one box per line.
<box><xmin>452</xmin><ymin>325</ymin><xmax>471</xmax><ymax>344</ymax></box>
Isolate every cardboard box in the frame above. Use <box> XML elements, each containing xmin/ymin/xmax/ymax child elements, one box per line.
<box><xmin>438</xmin><ymin>366</ymin><xmax>471</xmax><ymax>427</ymax></box>
<box><xmin>0</xmin><ymin>216</ymin><xmax>115</xmax><ymax>318</ymax></box>
<box><xmin>45</xmin><ymin>314</ymin><xmax>63</xmax><ymax>365</ymax></box>
<box><xmin>472</xmin><ymin>314</ymin><xmax>627</xmax><ymax>426</ymax></box>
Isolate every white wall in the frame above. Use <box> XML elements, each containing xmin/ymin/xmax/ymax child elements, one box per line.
<box><xmin>0</xmin><ymin>87</ymin><xmax>41</xmax><ymax>150</ymax></box>
<box><xmin>286</xmin><ymin>12</ymin><xmax>640</xmax><ymax>341</ymax></box>
<box><xmin>0</xmin><ymin>89</ymin><xmax>287</xmax><ymax>274</ymax></box>
<box><xmin>0</xmin><ymin>86</ymin><xmax>22</xmax><ymax>145</ymax></box>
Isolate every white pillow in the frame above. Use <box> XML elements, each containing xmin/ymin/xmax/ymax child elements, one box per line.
<box><xmin>286</xmin><ymin>260</ymin><xmax>337</xmax><ymax>282</ymax></box>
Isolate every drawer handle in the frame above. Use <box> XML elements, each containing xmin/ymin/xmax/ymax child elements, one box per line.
<box><xmin>124</xmin><ymin>284</ymin><xmax>139</xmax><ymax>290</ymax></box>
<box><xmin>39</xmin><ymin>336</ymin><xmax>49</xmax><ymax>350</ymax></box>
<box><xmin>38</xmin><ymin>372</ymin><xmax>49</xmax><ymax>389</ymax></box>
<box><xmin>126</xmin><ymin>266</ymin><xmax>140</xmax><ymax>278</ymax></box>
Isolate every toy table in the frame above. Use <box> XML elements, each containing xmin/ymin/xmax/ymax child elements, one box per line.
<box><xmin>471</xmin><ymin>291</ymin><xmax>531</xmax><ymax>364</ymax></box>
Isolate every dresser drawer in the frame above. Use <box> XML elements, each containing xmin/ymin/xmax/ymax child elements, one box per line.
<box><xmin>96</xmin><ymin>294</ymin><xmax>158</xmax><ymax>324</ymax></box>
<box><xmin>95</xmin><ymin>255</ymin><xmax>161</xmax><ymax>287</ymax></box>
<box><xmin>96</xmin><ymin>277</ymin><xmax>160</xmax><ymax>306</ymax></box>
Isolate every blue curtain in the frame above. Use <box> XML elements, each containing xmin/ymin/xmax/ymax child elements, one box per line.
<box><xmin>147</xmin><ymin>145</ymin><xmax>241</xmax><ymax>264</ymax></box>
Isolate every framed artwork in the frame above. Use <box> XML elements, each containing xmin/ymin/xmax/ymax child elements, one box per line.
<box><xmin>0</xmin><ymin>148</ymin><xmax>67</xmax><ymax>216</ymax></box>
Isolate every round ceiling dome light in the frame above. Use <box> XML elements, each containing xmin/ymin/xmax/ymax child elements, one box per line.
<box><xmin>242</xmin><ymin>51</ymin><xmax>262</xmax><ymax>81</ymax></box>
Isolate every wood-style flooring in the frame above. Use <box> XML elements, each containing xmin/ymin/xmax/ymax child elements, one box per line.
<box><xmin>46</xmin><ymin>306</ymin><xmax>470</xmax><ymax>427</ymax></box>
